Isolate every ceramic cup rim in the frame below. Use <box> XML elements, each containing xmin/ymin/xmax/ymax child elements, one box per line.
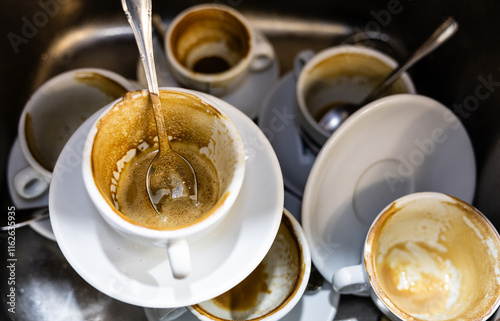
<box><xmin>18</xmin><ymin>67</ymin><xmax>135</xmax><ymax>182</ymax></box>
<box><xmin>165</xmin><ymin>3</ymin><xmax>256</xmax><ymax>85</ymax></box>
<box><xmin>81</xmin><ymin>87</ymin><xmax>246</xmax><ymax>240</ymax></box>
<box><xmin>364</xmin><ymin>191</ymin><xmax>500</xmax><ymax>321</ymax></box>
<box><xmin>296</xmin><ymin>44</ymin><xmax>416</xmax><ymax>145</ymax></box>
<box><xmin>189</xmin><ymin>208</ymin><xmax>312</xmax><ymax>321</ymax></box>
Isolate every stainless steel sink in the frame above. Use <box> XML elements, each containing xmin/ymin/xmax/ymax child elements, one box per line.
<box><xmin>2</xmin><ymin>0</ymin><xmax>500</xmax><ymax>320</ymax></box>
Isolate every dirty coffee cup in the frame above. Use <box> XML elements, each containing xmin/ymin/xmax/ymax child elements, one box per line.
<box><xmin>333</xmin><ymin>192</ymin><xmax>500</xmax><ymax>321</ymax></box>
<box><xmin>82</xmin><ymin>88</ymin><xmax>246</xmax><ymax>279</ymax></box>
<box><xmin>294</xmin><ymin>45</ymin><xmax>416</xmax><ymax>153</ymax></box>
<box><xmin>148</xmin><ymin>208</ymin><xmax>311</xmax><ymax>321</ymax></box>
<box><xmin>165</xmin><ymin>4</ymin><xmax>274</xmax><ymax>96</ymax></box>
<box><xmin>15</xmin><ymin>68</ymin><xmax>133</xmax><ymax>199</ymax></box>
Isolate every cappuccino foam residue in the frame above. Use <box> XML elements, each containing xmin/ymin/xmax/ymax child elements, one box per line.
<box><xmin>369</xmin><ymin>198</ymin><xmax>500</xmax><ymax>321</ymax></box>
<box><xmin>113</xmin><ymin>142</ymin><xmax>219</xmax><ymax>230</ymax></box>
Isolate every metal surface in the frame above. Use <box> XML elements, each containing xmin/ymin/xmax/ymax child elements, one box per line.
<box><xmin>1</xmin><ymin>0</ymin><xmax>500</xmax><ymax>320</ymax></box>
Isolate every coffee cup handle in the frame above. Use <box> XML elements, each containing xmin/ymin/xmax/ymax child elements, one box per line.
<box><xmin>293</xmin><ymin>49</ymin><xmax>315</xmax><ymax>79</ymax></box>
<box><xmin>250</xmin><ymin>32</ymin><xmax>275</xmax><ymax>72</ymax></box>
<box><xmin>332</xmin><ymin>264</ymin><xmax>370</xmax><ymax>295</ymax></box>
<box><xmin>166</xmin><ymin>239</ymin><xmax>191</xmax><ymax>279</ymax></box>
<box><xmin>13</xmin><ymin>167</ymin><xmax>50</xmax><ymax>199</ymax></box>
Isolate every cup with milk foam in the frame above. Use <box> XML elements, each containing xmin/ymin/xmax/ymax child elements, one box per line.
<box><xmin>332</xmin><ymin>192</ymin><xmax>500</xmax><ymax>321</ymax></box>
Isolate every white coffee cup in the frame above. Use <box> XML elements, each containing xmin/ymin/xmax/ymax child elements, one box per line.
<box><xmin>333</xmin><ymin>192</ymin><xmax>500</xmax><ymax>321</ymax></box>
<box><xmin>15</xmin><ymin>68</ymin><xmax>134</xmax><ymax>199</ymax></box>
<box><xmin>146</xmin><ymin>208</ymin><xmax>311</xmax><ymax>321</ymax></box>
<box><xmin>82</xmin><ymin>88</ymin><xmax>246</xmax><ymax>279</ymax></box>
<box><xmin>294</xmin><ymin>45</ymin><xmax>416</xmax><ymax>153</ymax></box>
<box><xmin>165</xmin><ymin>4</ymin><xmax>274</xmax><ymax>96</ymax></box>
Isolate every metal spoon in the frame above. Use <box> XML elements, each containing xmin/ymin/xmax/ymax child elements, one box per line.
<box><xmin>318</xmin><ymin>17</ymin><xmax>458</xmax><ymax>134</ymax></box>
<box><xmin>1</xmin><ymin>207</ymin><xmax>49</xmax><ymax>231</ymax></box>
<box><xmin>122</xmin><ymin>0</ymin><xmax>198</xmax><ymax>218</ymax></box>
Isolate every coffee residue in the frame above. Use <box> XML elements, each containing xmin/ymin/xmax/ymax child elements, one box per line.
<box><xmin>115</xmin><ymin>143</ymin><xmax>219</xmax><ymax>230</ymax></box>
<box><xmin>193</xmin><ymin>56</ymin><xmax>231</xmax><ymax>74</ymax></box>
<box><xmin>212</xmin><ymin>262</ymin><xmax>270</xmax><ymax>312</ymax></box>
<box><xmin>368</xmin><ymin>199</ymin><xmax>500</xmax><ymax>321</ymax></box>
<box><xmin>74</xmin><ymin>71</ymin><xmax>128</xmax><ymax>99</ymax></box>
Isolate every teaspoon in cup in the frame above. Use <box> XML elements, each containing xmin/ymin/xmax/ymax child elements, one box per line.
<box><xmin>318</xmin><ymin>17</ymin><xmax>458</xmax><ymax>134</ymax></box>
<box><xmin>122</xmin><ymin>0</ymin><xmax>198</xmax><ymax>218</ymax></box>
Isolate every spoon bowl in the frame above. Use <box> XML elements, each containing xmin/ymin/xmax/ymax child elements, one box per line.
<box><xmin>122</xmin><ymin>0</ymin><xmax>198</xmax><ymax>218</ymax></box>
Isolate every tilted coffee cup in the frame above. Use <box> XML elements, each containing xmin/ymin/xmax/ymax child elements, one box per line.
<box><xmin>15</xmin><ymin>68</ymin><xmax>134</xmax><ymax>199</ymax></box>
<box><xmin>146</xmin><ymin>208</ymin><xmax>311</xmax><ymax>321</ymax></box>
<box><xmin>333</xmin><ymin>192</ymin><xmax>500</xmax><ymax>321</ymax></box>
<box><xmin>82</xmin><ymin>88</ymin><xmax>245</xmax><ymax>279</ymax></box>
<box><xmin>294</xmin><ymin>45</ymin><xmax>415</xmax><ymax>153</ymax></box>
<box><xmin>165</xmin><ymin>4</ymin><xmax>274</xmax><ymax>96</ymax></box>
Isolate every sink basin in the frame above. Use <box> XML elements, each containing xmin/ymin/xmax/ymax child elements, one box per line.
<box><xmin>2</xmin><ymin>1</ymin><xmax>500</xmax><ymax>320</ymax></box>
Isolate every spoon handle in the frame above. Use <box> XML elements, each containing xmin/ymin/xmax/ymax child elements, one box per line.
<box><xmin>122</xmin><ymin>0</ymin><xmax>158</xmax><ymax>95</ymax></box>
<box><xmin>363</xmin><ymin>17</ymin><xmax>459</xmax><ymax>104</ymax></box>
<box><xmin>122</xmin><ymin>0</ymin><xmax>170</xmax><ymax>151</ymax></box>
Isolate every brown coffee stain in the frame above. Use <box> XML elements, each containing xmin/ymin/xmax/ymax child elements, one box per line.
<box><xmin>115</xmin><ymin>143</ymin><xmax>219</xmax><ymax>230</ymax></box>
<box><xmin>305</xmin><ymin>52</ymin><xmax>409</xmax><ymax>100</ymax></box>
<box><xmin>193</xmin><ymin>56</ymin><xmax>231</xmax><ymax>74</ymax></box>
<box><xmin>365</xmin><ymin>197</ymin><xmax>500</xmax><ymax>321</ymax></box>
<box><xmin>91</xmin><ymin>90</ymin><xmax>238</xmax><ymax>231</ymax></box>
<box><xmin>169</xmin><ymin>8</ymin><xmax>250</xmax><ymax>72</ymax></box>
<box><xmin>193</xmin><ymin>213</ymin><xmax>305</xmax><ymax>320</ymax></box>
<box><xmin>74</xmin><ymin>71</ymin><xmax>128</xmax><ymax>98</ymax></box>
<box><xmin>213</xmin><ymin>261</ymin><xmax>270</xmax><ymax>312</ymax></box>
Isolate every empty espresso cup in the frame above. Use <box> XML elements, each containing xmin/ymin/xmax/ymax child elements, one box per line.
<box><xmin>294</xmin><ymin>45</ymin><xmax>416</xmax><ymax>153</ymax></box>
<box><xmin>333</xmin><ymin>192</ymin><xmax>500</xmax><ymax>321</ymax></box>
<box><xmin>147</xmin><ymin>208</ymin><xmax>311</xmax><ymax>321</ymax></box>
<box><xmin>82</xmin><ymin>88</ymin><xmax>246</xmax><ymax>279</ymax></box>
<box><xmin>165</xmin><ymin>4</ymin><xmax>274</xmax><ymax>96</ymax></box>
<box><xmin>15</xmin><ymin>68</ymin><xmax>134</xmax><ymax>199</ymax></box>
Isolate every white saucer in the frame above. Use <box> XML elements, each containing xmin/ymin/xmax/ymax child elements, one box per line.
<box><xmin>258</xmin><ymin>72</ymin><xmax>316</xmax><ymax>198</ymax></box>
<box><xmin>49</xmin><ymin>94</ymin><xmax>284</xmax><ymax>308</ymax></box>
<box><xmin>7</xmin><ymin>138</ymin><xmax>55</xmax><ymax>241</ymax></box>
<box><xmin>144</xmin><ymin>281</ymin><xmax>340</xmax><ymax>321</ymax></box>
<box><xmin>136</xmin><ymin>31</ymin><xmax>279</xmax><ymax>120</ymax></box>
<box><xmin>302</xmin><ymin>94</ymin><xmax>476</xmax><ymax>284</ymax></box>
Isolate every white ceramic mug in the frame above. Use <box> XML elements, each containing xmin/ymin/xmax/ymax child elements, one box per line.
<box><xmin>82</xmin><ymin>88</ymin><xmax>246</xmax><ymax>279</ymax></box>
<box><xmin>165</xmin><ymin>4</ymin><xmax>274</xmax><ymax>96</ymax></box>
<box><xmin>333</xmin><ymin>192</ymin><xmax>500</xmax><ymax>321</ymax></box>
<box><xmin>15</xmin><ymin>68</ymin><xmax>134</xmax><ymax>199</ymax></box>
<box><xmin>294</xmin><ymin>45</ymin><xmax>416</xmax><ymax>153</ymax></box>
<box><xmin>145</xmin><ymin>208</ymin><xmax>311</xmax><ymax>321</ymax></box>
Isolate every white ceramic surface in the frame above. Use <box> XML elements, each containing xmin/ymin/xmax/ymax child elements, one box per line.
<box><xmin>144</xmin><ymin>281</ymin><xmax>340</xmax><ymax>321</ymax></box>
<box><xmin>137</xmin><ymin>31</ymin><xmax>279</xmax><ymax>120</ymax></box>
<box><xmin>7</xmin><ymin>138</ymin><xmax>54</xmax><ymax>240</ymax></box>
<box><xmin>302</xmin><ymin>94</ymin><xmax>476</xmax><ymax>284</ymax></box>
<box><xmin>49</xmin><ymin>95</ymin><xmax>284</xmax><ymax>308</ymax></box>
<box><xmin>258</xmin><ymin>72</ymin><xmax>316</xmax><ymax>198</ymax></box>
<box><xmin>16</xmin><ymin>68</ymin><xmax>135</xmax><ymax>199</ymax></box>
